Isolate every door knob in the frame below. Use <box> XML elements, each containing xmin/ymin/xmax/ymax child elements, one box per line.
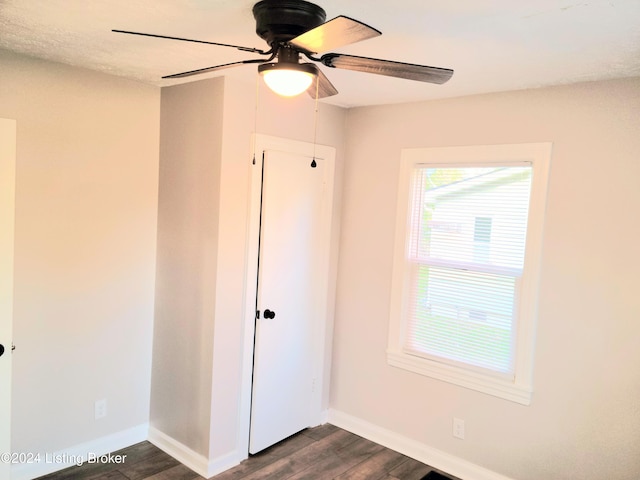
<box><xmin>263</xmin><ymin>309</ymin><xmax>276</xmax><ymax>319</ymax></box>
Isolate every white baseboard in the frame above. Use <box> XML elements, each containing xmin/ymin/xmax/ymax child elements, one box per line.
<box><xmin>315</xmin><ymin>409</ymin><xmax>330</xmax><ymax>427</ymax></box>
<box><xmin>328</xmin><ymin>409</ymin><xmax>515</xmax><ymax>480</ymax></box>
<box><xmin>148</xmin><ymin>426</ymin><xmax>242</xmax><ymax>478</ymax></box>
<box><xmin>11</xmin><ymin>423</ymin><xmax>149</xmax><ymax>480</ymax></box>
<box><xmin>11</xmin><ymin>411</ymin><xmax>508</xmax><ymax>480</ymax></box>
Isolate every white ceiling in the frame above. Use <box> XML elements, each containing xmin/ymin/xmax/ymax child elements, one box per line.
<box><xmin>1</xmin><ymin>0</ymin><xmax>639</xmax><ymax>108</ymax></box>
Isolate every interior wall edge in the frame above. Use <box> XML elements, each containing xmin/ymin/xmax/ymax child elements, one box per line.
<box><xmin>148</xmin><ymin>426</ymin><xmax>242</xmax><ymax>479</ymax></box>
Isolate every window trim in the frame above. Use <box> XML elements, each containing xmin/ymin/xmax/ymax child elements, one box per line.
<box><xmin>387</xmin><ymin>143</ymin><xmax>551</xmax><ymax>405</ymax></box>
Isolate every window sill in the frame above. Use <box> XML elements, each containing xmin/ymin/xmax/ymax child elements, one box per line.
<box><xmin>387</xmin><ymin>350</ymin><xmax>532</xmax><ymax>405</ymax></box>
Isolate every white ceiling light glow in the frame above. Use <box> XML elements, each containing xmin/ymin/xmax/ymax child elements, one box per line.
<box><xmin>259</xmin><ymin>62</ymin><xmax>317</xmax><ymax>97</ymax></box>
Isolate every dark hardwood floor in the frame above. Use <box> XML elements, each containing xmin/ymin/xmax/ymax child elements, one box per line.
<box><xmin>36</xmin><ymin>424</ymin><xmax>458</xmax><ymax>480</ymax></box>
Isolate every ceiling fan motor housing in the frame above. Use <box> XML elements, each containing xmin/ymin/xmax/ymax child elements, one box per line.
<box><xmin>252</xmin><ymin>0</ymin><xmax>327</xmax><ymax>46</ymax></box>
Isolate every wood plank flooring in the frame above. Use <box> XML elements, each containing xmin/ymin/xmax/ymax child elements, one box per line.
<box><xmin>36</xmin><ymin>424</ymin><xmax>458</xmax><ymax>480</ymax></box>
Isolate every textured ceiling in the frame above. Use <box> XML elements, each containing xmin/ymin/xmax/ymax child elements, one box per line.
<box><xmin>1</xmin><ymin>0</ymin><xmax>639</xmax><ymax>107</ymax></box>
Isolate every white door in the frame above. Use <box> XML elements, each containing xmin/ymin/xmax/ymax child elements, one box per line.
<box><xmin>0</xmin><ymin>119</ymin><xmax>16</xmax><ymax>480</ymax></box>
<box><xmin>248</xmin><ymin>137</ymin><xmax>335</xmax><ymax>454</ymax></box>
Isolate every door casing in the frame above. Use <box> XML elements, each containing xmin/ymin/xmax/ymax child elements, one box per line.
<box><xmin>0</xmin><ymin>118</ymin><xmax>17</xmax><ymax>480</ymax></box>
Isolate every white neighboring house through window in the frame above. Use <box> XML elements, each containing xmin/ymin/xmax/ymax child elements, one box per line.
<box><xmin>388</xmin><ymin>143</ymin><xmax>551</xmax><ymax>405</ymax></box>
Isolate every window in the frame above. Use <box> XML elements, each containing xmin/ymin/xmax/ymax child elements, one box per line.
<box><xmin>388</xmin><ymin>144</ymin><xmax>551</xmax><ymax>405</ymax></box>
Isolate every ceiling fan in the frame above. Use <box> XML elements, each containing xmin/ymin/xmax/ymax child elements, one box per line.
<box><xmin>113</xmin><ymin>0</ymin><xmax>454</xmax><ymax>98</ymax></box>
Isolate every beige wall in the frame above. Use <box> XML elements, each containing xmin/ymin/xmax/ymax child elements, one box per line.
<box><xmin>0</xmin><ymin>50</ymin><xmax>160</xmax><ymax>455</ymax></box>
<box><xmin>150</xmin><ymin>78</ymin><xmax>225</xmax><ymax>456</ymax></box>
<box><xmin>151</xmin><ymin>76</ymin><xmax>347</xmax><ymax>464</ymax></box>
<box><xmin>5</xmin><ymin>44</ymin><xmax>637</xmax><ymax>480</ymax></box>
<box><xmin>332</xmin><ymin>77</ymin><xmax>640</xmax><ymax>480</ymax></box>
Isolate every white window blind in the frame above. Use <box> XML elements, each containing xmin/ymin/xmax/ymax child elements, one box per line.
<box><xmin>389</xmin><ymin>143</ymin><xmax>551</xmax><ymax>404</ymax></box>
<box><xmin>404</xmin><ymin>165</ymin><xmax>533</xmax><ymax>376</ymax></box>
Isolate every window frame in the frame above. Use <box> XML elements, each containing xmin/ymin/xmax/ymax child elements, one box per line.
<box><xmin>387</xmin><ymin>143</ymin><xmax>551</xmax><ymax>405</ymax></box>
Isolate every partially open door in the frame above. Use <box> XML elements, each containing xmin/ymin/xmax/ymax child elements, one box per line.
<box><xmin>247</xmin><ymin>136</ymin><xmax>335</xmax><ymax>454</ymax></box>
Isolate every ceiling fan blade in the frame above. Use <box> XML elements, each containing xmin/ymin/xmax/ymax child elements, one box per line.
<box><xmin>162</xmin><ymin>58</ymin><xmax>269</xmax><ymax>79</ymax></box>
<box><xmin>320</xmin><ymin>53</ymin><xmax>454</xmax><ymax>84</ymax></box>
<box><xmin>289</xmin><ymin>16</ymin><xmax>381</xmax><ymax>54</ymax></box>
<box><xmin>307</xmin><ymin>66</ymin><xmax>339</xmax><ymax>99</ymax></box>
<box><xmin>112</xmin><ymin>29</ymin><xmax>269</xmax><ymax>54</ymax></box>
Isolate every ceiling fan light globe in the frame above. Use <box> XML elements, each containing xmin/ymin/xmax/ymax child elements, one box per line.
<box><xmin>259</xmin><ymin>63</ymin><xmax>317</xmax><ymax>97</ymax></box>
<box><xmin>263</xmin><ymin>70</ymin><xmax>313</xmax><ymax>96</ymax></box>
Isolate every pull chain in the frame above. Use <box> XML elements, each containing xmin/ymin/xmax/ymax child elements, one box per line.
<box><xmin>252</xmin><ymin>74</ymin><xmax>260</xmax><ymax>165</ymax></box>
<box><xmin>311</xmin><ymin>77</ymin><xmax>320</xmax><ymax>168</ymax></box>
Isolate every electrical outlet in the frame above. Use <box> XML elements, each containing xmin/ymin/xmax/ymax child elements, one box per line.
<box><xmin>453</xmin><ymin>417</ymin><xmax>465</xmax><ymax>439</ymax></box>
<box><xmin>95</xmin><ymin>399</ymin><xmax>107</xmax><ymax>420</ymax></box>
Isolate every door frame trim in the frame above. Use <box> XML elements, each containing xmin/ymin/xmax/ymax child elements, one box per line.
<box><xmin>238</xmin><ymin>134</ymin><xmax>336</xmax><ymax>457</ymax></box>
<box><xmin>0</xmin><ymin>118</ymin><xmax>17</xmax><ymax>480</ymax></box>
